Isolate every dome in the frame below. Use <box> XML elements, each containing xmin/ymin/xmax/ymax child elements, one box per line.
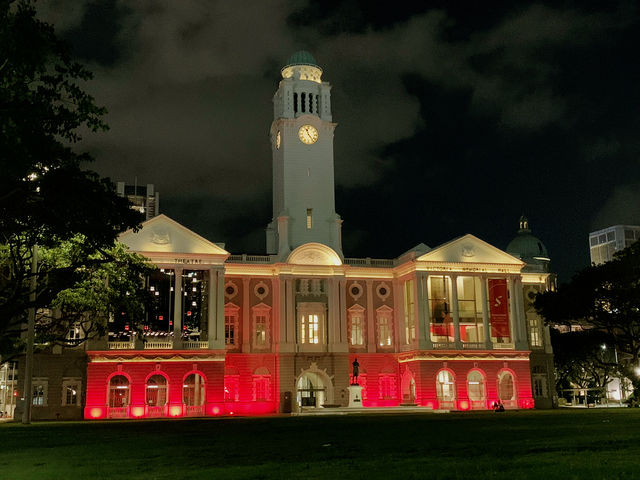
<box><xmin>506</xmin><ymin>216</ymin><xmax>550</xmax><ymax>273</ymax></box>
<box><xmin>284</xmin><ymin>50</ymin><xmax>319</xmax><ymax>68</ymax></box>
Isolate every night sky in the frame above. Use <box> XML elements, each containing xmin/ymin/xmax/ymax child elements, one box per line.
<box><xmin>39</xmin><ymin>1</ymin><xmax>640</xmax><ymax>282</ymax></box>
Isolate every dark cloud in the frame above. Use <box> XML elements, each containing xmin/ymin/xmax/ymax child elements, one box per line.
<box><xmin>40</xmin><ymin>0</ymin><xmax>640</xmax><ymax>281</ymax></box>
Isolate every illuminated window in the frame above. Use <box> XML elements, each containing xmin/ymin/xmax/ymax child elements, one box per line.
<box><xmin>298</xmin><ymin>303</ymin><xmax>324</xmax><ymax>345</ymax></box>
<box><xmin>108</xmin><ymin>375</ymin><xmax>129</xmax><ymax>408</ymax></box>
<box><xmin>146</xmin><ymin>375</ymin><xmax>168</xmax><ymax>407</ymax></box>
<box><xmin>403</xmin><ymin>280</ymin><xmax>415</xmax><ymax>343</ymax></box>
<box><xmin>225</xmin><ymin>303</ymin><xmax>239</xmax><ymax>347</ymax></box>
<box><xmin>436</xmin><ymin>370</ymin><xmax>456</xmax><ymax>403</ymax></box>
<box><xmin>467</xmin><ymin>371</ymin><xmax>485</xmax><ymax>404</ymax></box>
<box><xmin>32</xmin><ymin>378</ymin><xmax>48</xmax><ymax>406</ymax></box>
<box><xmin>429</xmin><ymin>276</ymin><xmax>453</xmax><ymax>343</ymax></box>
<box><xmin>66</xmin><ymin>323</ymin><xmax>84</xmax><ymax>344</ymax></box>
<box><xmin>376</xmin><ymin>306</ymin><xmax>393</xmax><ymax>347</ymax></box>
<box><xmin>528</xmin><ymin>315</ymin><xmax>542</xmax><ymax>347</ymax></box>
<box><xmin>498</xmin><ymin>371</ymin><xmax>516</xmax><ymax>402</ymax></box>
<box><xmin>253</xmin><ymin>367</ymin><xmax>271</xmax><ymax>401</ymax></box>
<box><xmin>306</xmin><ymin>208</ymin><xmax>313</xmax><ymax>229</ymax></box>
<box><xmin>182</xmin><ymin>270</ymin><xmax>209</xmax><ymax>339</ymax></box>
<box><xmin>61</xmin><ymin>377</ymin><xmax>82</xmax><ymax>406</ymax></box>
<box><xmin>457</xmin><ymin>276</ymin><xmax>483</xmax><ymax>344</ymax></box>
<box><xmin>252</xmin><ymin>304</ymin><xmax>271</xmax><ymax>348</ymax></box>
<box><xmin>183</xmin><ymin>373</ymin><xmax>205</xmax><ymax>406</ymax></box>
<box><xmin>348</xmin><ymin>305</ymin><xmax>365</xmax><ymax>347</ymax></box>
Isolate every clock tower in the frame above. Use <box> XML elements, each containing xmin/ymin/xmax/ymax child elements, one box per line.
<box><xmin>266</xmin><ymin>51</ymin><xmax>343</xmax><ymax>259</ymax></box>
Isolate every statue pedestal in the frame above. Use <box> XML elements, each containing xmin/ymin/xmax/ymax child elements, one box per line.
<box><xmin>347</xmin><ymin>385</ymin><xmax>363</xmax><ymax>408</ymax></box>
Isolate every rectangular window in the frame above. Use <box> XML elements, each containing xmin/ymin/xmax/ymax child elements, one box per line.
<box><xmin>182</xmin><ymin>270</ymin><xmax>209</xmax><ymax>339</ymax></box>
<box><xmin>379</xmin><ymin>375</ymin><xmax>396</xmax><ymax>399</ymax></box>
<box><xmin>61</xmin><ymin>378</ymin><xmax>82</xmax><ymax>406</ymax></box>
<box><xmin>429</xmin><ymin>276</ymin><xmax>453</xmax><ymax>343</ymax></box>
<box><xmin>306</xmin><ymin>208</ymin><xmax>313</xmax><ymax>229</ymax></box>
<box><xmin>377</xmin><ymin>315</ymin><xmax>392</xmax><ymax>347</ymax></box>
<box><xmin>350</xmin><ymin>315</ymin><xmax>364</xmax><ymax>346</ymax></box>
<box><xmin>528</xmin><ymin>315</ymin><xmax>542</xmax><ymax>347</ymax></box>
<box><xmin>225</xmin><ymin>314</ymin><xmax>235</xmax><ymax>345</ymax></box>
<box><xmin>254</xmin><ymin>376</ymin><xmax>271</xmax><ymax>401</ymax></box>
<box><xmin>301</xmin><ymin>314</ymin><xmax>319</xmax><ymax>344</ymax></box>
<box><xmin>457</xmin><ymin>276</ymin><xmax>483</xmax><ymax>343</ymax></box>
<box><xmin>255</xmin><ymin>315</ymin><xmax>267</xmax><ymax>345</ymax></box>
<box><xmin>403</xmin><ymin>280</ymin><xmax>415</xmax><ymax>343</ymax></box>
<box><xmin>32</xmin><ymin>378</ymin><xmax>48</xmax><ymax>406</ymax></box>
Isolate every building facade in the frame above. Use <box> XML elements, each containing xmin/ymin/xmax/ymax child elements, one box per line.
<box><xmin>589</xmin><ymin>225</ymin><xmax>640</xmax><ymax>265</ymax></box>
<box><xmin>117</xmin><ymin>182</ymin><xmax>160</xmax><ymax>221</ymax></box>
<box><xmin>14</xmin><ymin>52</ymin><xmax>554</xmax><ymax>420</ymax></box>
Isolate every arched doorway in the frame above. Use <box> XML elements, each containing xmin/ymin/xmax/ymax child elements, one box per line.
<box><xmin>296</xmin><ymin>367</ymin><xmax>333</xmax><ymax>410</ymax></box>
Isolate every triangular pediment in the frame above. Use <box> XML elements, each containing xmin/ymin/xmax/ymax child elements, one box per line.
<box><xmin>118</xmin><ymin>214</ymin><xmax>229</xmax><ymax>257</ymax></box>
<box><xmin>417</xmin><ymin>234</ymin><xmax>524</xmax><ymax>266</ymax></box>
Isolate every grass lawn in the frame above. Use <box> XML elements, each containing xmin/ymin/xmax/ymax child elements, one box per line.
<box><xmin>1</xmin><ymin>408</ymin><xmax>640</xmax><ymax>479</ymax></box>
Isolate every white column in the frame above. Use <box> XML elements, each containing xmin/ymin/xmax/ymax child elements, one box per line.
<box><xmin>338</xmin><ymin>277</ymin><xmax>348</xmax><ymax>351</ymax></box>
<box><xmin>208</xmin><ymin>267</ymin><xmax>225</xmax><ymax>350</ymax></box>
<box><xmin>173</xmin><ymin>267</ymin><xmax>183</xmax><ymax>348</ymax></box>
<box><xmin>284</xmin><ymin>278</ymin><xmax>296</xmax><ymax>349</ymax></box>
<box><xmin>365</xmin><ymin>280</ymin><xmax>376</xmax><ymax>353</ymax></box>
<box><xmin>271</xmin><ymin>277</ymin><xmax>281</xmax><ymax>350</ymax></box>
<box><xmin>417</xmin><ymin>273</ymin><xmax>432</xmax><ymax>350</ymax></box>
<box><xmin>513</xmin><ymin>277</ymin><xmax>528</xmax><ymax>350</ymax></box>
<box><xmin>393</xmin><ymin>280</ymin><xmax>405</xmax><ymax>349</ymax></box>
<box><xmin>207</xmin><ymin>267</ymin><xmax>216</xmax><ymax>346</ymax></box>
<box><xmin>450</xmin><ymin>275</ymin><xmax>462</xmax><ymax>349</ymax></box>
<box><xmin>480</xmin><ymin>276</ymin><xmax>493</xmax><ymax>349</ymax></box>
<box><xmin>242</xmin><ymin>278</ymin><xmax>251</xmax><ymax>353</ymax></box>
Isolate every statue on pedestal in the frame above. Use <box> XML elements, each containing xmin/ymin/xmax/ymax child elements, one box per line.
<box><xmin>352</xmin><ymin>358</ymin><xmax>359</xmax><ymax>385</ymax></box>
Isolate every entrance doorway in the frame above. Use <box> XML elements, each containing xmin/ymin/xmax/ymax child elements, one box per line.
<box><xmin>296</xmin><ymin>369</ymin><xmax>333</xmax><ymax>409</ymax></box>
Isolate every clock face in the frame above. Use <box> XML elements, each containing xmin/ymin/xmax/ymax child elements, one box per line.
<box><xmin>276</xmin><ymin>131</ymin><xmax>281</xmax><ymax>150</ymax></box>
<box><xmin>298</xmin><ymin>125</ymin><xmax>319</xmax><ymax>145</ymax></box>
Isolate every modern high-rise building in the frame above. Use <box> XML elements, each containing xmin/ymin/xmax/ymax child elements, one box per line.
<box><xmin>589</xmin><ymin>225</ymin><xmax>640</xmax><ymax>265</ymax></box>
<box><xmin>116</xmin><ymin>182</ymin><xmax>159</xmax><ymax>221</ymax></box>
<box><xmin>14</xmin><ymin>52</ymin><xmax>554</xmax><ymax>421</ymax></box>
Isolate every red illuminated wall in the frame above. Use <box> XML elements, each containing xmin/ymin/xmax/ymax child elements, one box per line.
<box><xmin>224</xmin><ymin>353</ymin><xmax>279</xmax><ymax>415</ymax></box>
<box><xmin>84</xmin><ymin>355</ymin><xmax>225</xmax><ymax>419</ymax></box>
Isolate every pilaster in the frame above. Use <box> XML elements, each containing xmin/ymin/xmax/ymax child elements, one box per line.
<box><xmin>172</xmin><ymin>267</ymin><xmax>183</xmax><ymax>349</ymax></box>
<box><xmin>450</xmin><ymin>274</ymin><xmax>462</xmax><ymax>349</ymax></box>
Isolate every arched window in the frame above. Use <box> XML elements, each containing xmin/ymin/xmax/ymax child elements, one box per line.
<box><xmin>146</xmin><ymin>375</ymin><xmax>168</xmax><ymax>406</ymax></box>
<box><xmin>498</xmin><ymin>371</ymin><xmax>516</xmax><ymax>405</ymax></box>
<box><xmin>436</xmin><ymin>370</ymin><xmax>456</xmax><ymax>406</ymax></box>
<box><xmin>183</xmin><ymin>373</ymin><xmax>205</xmax><ymax>406</ymax></box>
<box><xmin>467</xmin><ymin>371</ymin><xmax>485</xmax><ymax>407</ymax></box>
<box><xmin>108</xmin><ymin>375</ymin><xmax>129</xmax><ymax>408</ymax></box>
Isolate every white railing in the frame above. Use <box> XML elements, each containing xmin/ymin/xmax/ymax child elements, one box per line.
<box><xmin>108</xmin><ymin>341</ymin><xmax>135</xmax><ymax>350</ymax></box>
<box><xmin>344</xmin><ymin>257</ymin><xmax>395</xmax><ymax>267</ymax></box>
<box><xmin>226</xmin><ymin>254</ymin><xmax>273</xmax><ymax>263</ymax></box>
<box><xmin>493</xmin><ymin>342</ymin><xmax>515</xmax><ymax>350</ymax></box>
<box><xmin>144</xmin><ymin>341</ymin><xmax>173</xmax><ymax>350</ymax></box>
<box><xmin>462</xmin><ymin>342</ymin><xmax>485</xmax><ymax>350</ymax></box>
<box><xmin>183</xmin><ymin>341</ymin><xmax>209</xmax><ymax>349</ymax></box>
<box><xmin>432</xmin><ymin>342</ymin><xmax>453</xmax><ymax>349</ymax></box>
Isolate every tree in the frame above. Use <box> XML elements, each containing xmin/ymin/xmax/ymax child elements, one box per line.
<box><xmin>550</xmin><ymin>328</ymin><xmax>619</xmax><ymax>401</ymax></box>
<box><xmin>0</xmin><ymin>1</ymin><xmax>148</xmax><ymax>359</ymax></box>
<box><xmin>536</xmin><ymin>241</ymin><xmax>640</xmax><ymax>400</ymax></box>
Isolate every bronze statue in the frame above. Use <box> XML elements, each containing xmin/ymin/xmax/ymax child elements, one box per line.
<box><xmin>352</xmin><ymin>358</ymin><xmax>359</xmax><ymax>385</ymax></box>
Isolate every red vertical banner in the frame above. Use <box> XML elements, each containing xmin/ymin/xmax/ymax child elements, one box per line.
<box><xmin>488</xmin><ymin>279</ymin><xmax>510</xmax><ymax>338</ymax></box>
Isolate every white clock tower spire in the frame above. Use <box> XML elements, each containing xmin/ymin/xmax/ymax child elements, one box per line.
<box><xmin>266</xmin><ymin>51</ymin><xmax>343</xmax><ymax>260</ymax></box>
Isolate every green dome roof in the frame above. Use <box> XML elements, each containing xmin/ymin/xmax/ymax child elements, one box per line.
<box><xmin>284</xmin><ymin>50</ymin><xmax>319</xmax><ymax>68</ymax></box>
<box><xmin>506</xmin><ymin>216</ymin><xmax>550</xmax><ymax>272</ymax></box>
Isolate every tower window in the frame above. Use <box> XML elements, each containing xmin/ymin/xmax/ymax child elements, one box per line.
<box><xmin>301</xmin><ymin>92</ymin><xmax>306</xmax><ymax>113</ymax></box>
<box><xmin>306</xmin><ymin>209</ymin><xmax>312</xmax><ymax>229</ymax></box>
<box><xmin>293</xmin><ymin>92</ymin><xmax>298</xmax><ymax>114</ymax></box>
